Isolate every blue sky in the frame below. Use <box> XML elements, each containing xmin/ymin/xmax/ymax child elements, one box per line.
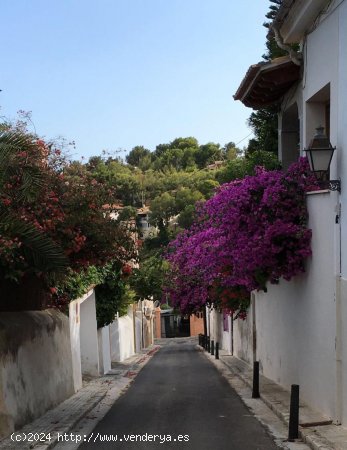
<box><xmin>0</xmin><ymin>0</ymin><xmax>269</xmax><ymax>160</ymax></box>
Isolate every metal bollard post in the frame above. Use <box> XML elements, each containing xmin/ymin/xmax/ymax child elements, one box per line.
<box><xmin>215</xmin><ymin>342</ymin><xmax>219</xmax><ymax>359</ymax></box>
<box><xmin>211</xmin><ymin>340</ymin><xmax>214</xmax><ymax>356</ymax></box>
<box><xmin>207</xmin><ymin>336</ymin><xmax>210</xmax><ymax>352</ymax></box>
<box><xmin>202</xmin><ymin>334</ymin><xmax>206</xmax><ymax>349</ymax></box>
<box><xmin>198</xmin><ymin>334</ymin><xmax>202</xmax><ymax>346</ymax></box>
<box><xmin>252</xmin><ymin>361</ymin><xmax>260</xmax><ymax>398</ymax></box>
<box><xmin>288</xmin><ymin>384</ymin><xmax>300</xmax><ymax>441</ymax></box>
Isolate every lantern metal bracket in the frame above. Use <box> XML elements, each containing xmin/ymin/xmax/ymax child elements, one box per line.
<box><xmin>319</xmin><ymin>179</ymin><xmax>341</xmax><ymax>192</ymax></box>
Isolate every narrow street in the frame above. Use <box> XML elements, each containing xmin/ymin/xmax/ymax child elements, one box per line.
<box><xmin>78</xmin><ymin>338</ymin><xmax>279</xmax><ymax>450</ymax></box>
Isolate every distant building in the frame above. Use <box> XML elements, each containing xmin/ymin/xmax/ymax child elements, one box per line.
<box><xmin>206</xmin><ymin>160</ymin><xmax>224</xmax><ymax>170</ymax></box>
<box><xmin>136</xmin><ymin>205</ymin><xmax>158</xmax><ymax>239</ymax></box>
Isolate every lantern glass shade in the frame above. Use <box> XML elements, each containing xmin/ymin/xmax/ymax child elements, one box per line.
<box><xmin>305</xmin><ymin>126</ymin><xmax>335</xmax><ymax>180</ymax></box>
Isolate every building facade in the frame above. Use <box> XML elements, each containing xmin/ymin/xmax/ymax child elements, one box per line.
<box><xmin>209</xmin><ymin>0</ymin><xmax>347</xmax><ymax>426</ymax></box>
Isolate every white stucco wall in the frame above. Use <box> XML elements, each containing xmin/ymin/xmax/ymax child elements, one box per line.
<box><xmin>98</xmin><ymin>326</ymin><xmax>111</xmax><ymax>375</ymax></box>
<box><xmin>234</xmin><ymin>192</ymin><xmax>339</xmax><ymax>421</ymax></box>
<box><xmin>110</xmin><ymin>308</ymin><xmax>135</xmax><ymax>362</ymax></box>
<box><xmin>233</xmin><ymin>298</ymin><xmax>254</xmax><ymax>364</ymax></box>
<box><xmin>69</xmin><ymin>296</ymin><xmax>82</xmax><ymax>391</ymax></box>
<box><xmin>340</xmin><ymin>277</ymin><xmax>347</xmax><ymax>424</ymax></box>
<box><xmin>79</xmin><ymin>291</ymin><xmax>99</xmax><ymax>376</ymax></box>
<box><xmin>135</xmin><ymin>316</ymin><xmax>142</xmax><ymax>353</ymax></box>
<box><xmin>207</xmin><ymin>308</ymin><xmax>232</xmax><ymax>354</ymax></box>
<box><xmin>299</xmin><ymin>0</ymin><xmax>347</xmax><ymax>279</ymax></box>
<box><xmin>0</xmin><ymin>310</ymin><xmax>75</xmax><ymax>438</ymax></box>
<box><xmin>337</xmin><ymin>1</ymin><xmax>347</xmax><ymax>278</ymax></box>
<box><xmin>69</xmin><ymin>289</ymin><xmax>100</xmax><ymax>382</ymax></box>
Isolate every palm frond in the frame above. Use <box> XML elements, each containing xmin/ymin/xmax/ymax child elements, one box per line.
<box><xmin>0</xmin><ymin>211</ymin><xmax>68</xmax><ymax>274</ymax></box>
<box><xmin>19</xmin><ymin>166</ymin><xmax>45</xmax><ymax>202</ymax></box>
<box><xmin>0</xmin><ymin>131</ymin><xmax>45</xmax><ymax>194</ymax></box>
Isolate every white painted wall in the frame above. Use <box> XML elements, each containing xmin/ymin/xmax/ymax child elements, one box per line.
<box><xmin>0</xmin><ymin>310</ymin><xmax>75</xmax><ymax>438</ymax></box>
<box><xmin>69</xmin><ymin>289</ymin><xmax>100</xmax><ymax>380</ymax></box>
<box><xmin>110</xmin><ymin>307</ymin><xmax>135</xmax><ymax>362</ymax></box>
<box><xmin>340</xmin><ymin>277</ymin><xmax>347</xmax><ymax>424</ymax></box>
<box><xmin>69</xmin><ymin>296</ymin><xmax>82</xmax><ymax>391</ymax></box>
<box><xmin>98</xmin><ymin>326</ymin><xmax>111</xmax><ymax>375</ymax></box>
<box><xmin>232</xmin><ymin>0</ymin><xmax>347</xmax><ymax>428</ymax></box>
<box><xmin>79</xmin><ymin>291</ymin><xmax>99</xmax><ymax>376</ymax></box>
<box><xmin>134</xmin><ymin>316</ymin><xmax>142</xmax><ymax>353</ymax></box>
<box><xmin>233</xmin><ymin>300</ymin><xmax>254</xmax><ymax>364</ymax></box>
<box><xmin>337</xmin><ymin>0</ymin><xmax>347</xmax><ymax>278</ymax></box>
<box><xmin>207</xmin><ymin>309</ymin><xmax>232</xmax><ymax>354</ymax></box>
<box><xmin>234</xmin><ymin>192</ymin><xmax>339</xmax><ymax>421</ymax></box>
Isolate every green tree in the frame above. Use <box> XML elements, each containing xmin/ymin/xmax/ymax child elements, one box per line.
<box><xmin>247</xmin><ymin>107</ymin><xmax>279</xmax><ymax>155</ymax></box>
<box><xmin>195</xmin><ymin>142</ymin><xmax>222</xmax><ymax>168</ymax></box>
<box><xmin>216</xmin><ymin>151</ymin><xmax>280</xmax><ymax>184</ymax></box>
<box><xmin>130</xmin><ymin>253</ymin><xmax>169</xmax><ymax>302</ymax></box>
<box><xmin>245</xmin><ymin>0</ymin><xmax>287</xmax><ymax>156</ymax></box>
<box><xmin>150</xmin><ymin>192</ymin><xmax>176</xmax><ymax>227</ymax></box>
<box><xmin>126</xmin><ymin>145</ymin><xmax>151</xmax><ymax>167</ymax></box>
<box><xmin>196</xmin><ymin>179</ymin><xmax>219</xmax><ymax>198</ymax></box>
<box><xmin>117</xmin><ymin>205</ymin><xmax>137</xmax><ymax>222</ymax></box>
<box><xmin>177</xmin><ymin>204</ymin><xmax>196</xmax><ymax>229</ymax></box>
<box><xmin>174</xmin><ymin>187</ymin><xmax>204</xmax><ymax>213</ymax></box>
<box><xmin>222</xmin><ymin>141</ymin><xmax>242</xmax><ymax>160</ymax></box>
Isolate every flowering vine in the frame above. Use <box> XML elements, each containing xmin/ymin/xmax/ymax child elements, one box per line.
<box><xmin>165</xmin><ymin>158</ymin><xmax>319</xmax><ymax>317</ymax></box>
<box><xmin>0</xmin><ymin>129</ymin><xmax>136</xmax><ymax>310</ymax></box>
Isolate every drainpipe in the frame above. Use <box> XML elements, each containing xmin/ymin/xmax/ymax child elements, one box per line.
<box><xmin>335</xmin><ymin>200</ymin><xmax>342</xmax><ymax>424</ymax></box>
<box><xmin>335</xmin><ymin>275</ymin><xmax>342</xmax><ymax>424</ymax></box>
<box><xmin>270</xmin><ymin>25</ymin><xmax>302</xmax><ymax>66</ymax></box>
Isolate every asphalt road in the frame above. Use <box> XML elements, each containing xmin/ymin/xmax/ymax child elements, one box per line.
<box><xmin>78</xmin><ymin>338</ymin><xmax>279</xmax><ymax>450</ymax></box>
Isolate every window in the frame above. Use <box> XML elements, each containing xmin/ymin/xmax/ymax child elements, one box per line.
<box><xmin>306</xmin><ymin>84</ymin><xmax>330</xmax><ymax>144</ymax></box>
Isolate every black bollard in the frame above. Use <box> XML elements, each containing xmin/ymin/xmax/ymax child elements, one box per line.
<box><xmin>288</xmin><ymin>384</ymin><xmax>300</xmax><ymax>441</ymax></box>
<box><xmin>211</xmin><ymin>340</ymin><xmax>215</xmax><ymax>356</ymax></box>
<box><xmin>202</xmin><ymin>334</ymin><xmax>206</xmax><ymax>349</ymax></box>
<box><xmin>215</xmin><ymin>342</ymin><xmax>219</xmax><ymax>359</ymax></box>
<box><xmin>198</xmin><ymin>334</ymin><xmax>202</xmax><ymax>346</ymax></box>
<box><xmin>252</xmin><ymin>361</ymin><xmax>260</xmax><ymax>398</ymax></box>
<box><xmin>207</xmin><ymin>336</ymin><xmax>210</xmax><ymax>352</ymax></box>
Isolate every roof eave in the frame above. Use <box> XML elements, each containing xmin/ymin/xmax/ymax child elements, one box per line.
<box><xmin>234</xmin><ymin>56</ymin><xmax>301</xmax><ymax>110</ymax></box>
<box><xmin>273</xmin><ymin>0</ymin><xmax>330</xmax><ymax>43</ymax></box>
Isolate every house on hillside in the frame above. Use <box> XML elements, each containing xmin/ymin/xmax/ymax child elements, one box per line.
<box><xmin>102</xmin><ymin>203</ymin><xmax>157</xmax><ymax>238</ymax></box>
<box><xmin>137</xmin><ymin>205</ymin><xmax>158</xmax><ymax>238</ymax></box>
<box><xmin>209</xmin><ymin>0</ymin><xmax>347</xmax><ymax>426</ymax></box>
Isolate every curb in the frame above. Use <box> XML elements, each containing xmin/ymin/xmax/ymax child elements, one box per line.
<box><xmin>199</xmin><ymin>346</ymin><xmax>336</xmax><ymax>450</ymax></box>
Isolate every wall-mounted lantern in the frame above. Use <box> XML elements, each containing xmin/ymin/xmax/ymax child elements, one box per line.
<box><xmin>304</xmin><ymin>126</ymin><xmax>341</xmax><ymax>192</ymax></box>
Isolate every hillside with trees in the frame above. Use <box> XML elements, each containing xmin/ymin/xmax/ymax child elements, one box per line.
<box><xmin>82</xmin><ymin>136</ymin><xmax>279</xmax><ymax>305</ymax></box>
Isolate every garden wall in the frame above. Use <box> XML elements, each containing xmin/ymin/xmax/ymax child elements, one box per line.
<box><xmin>234</xmin><ymin>191</ymin><xmax>342</xmax><ymax>423</ymax></box>
<box><xmin>0</xmin><ymin>310</ymin><xmax>75</xmax><ymax>439</ymax></box>
<box><xmin>207</xmin><ymin>309</ymin><xmax>232</xmax><ymax>354</ymax></box>
<box><xmin>340</xmin><ymin>277</ymin><xmax>347</xmax><ymax>425</ymax></box>
<box><xmin>110</xmin><ymin>307</ymin><xmax>135</xmax><ymax>362</ymax></box>
<box><xmin>69</xmin><ymin>289</ymin><xmax>100</xmax><ymax>390</ymax></box>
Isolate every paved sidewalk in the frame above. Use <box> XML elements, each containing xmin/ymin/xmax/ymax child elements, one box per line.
<box><xmin>0</xmin><ymin>346</ymin><xmax>160</xmax><ymax>450</ymax></box>
<box><xmin>203</xmin><ymin>347</ymin><xmax>347</xmax><ymax>450</ymax></box>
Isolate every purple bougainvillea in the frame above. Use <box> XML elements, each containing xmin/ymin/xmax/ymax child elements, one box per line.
<box><xmin>165</xmin><ymin>158</ymin><xmax>318</xmax><ymax>317</ymax></box>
